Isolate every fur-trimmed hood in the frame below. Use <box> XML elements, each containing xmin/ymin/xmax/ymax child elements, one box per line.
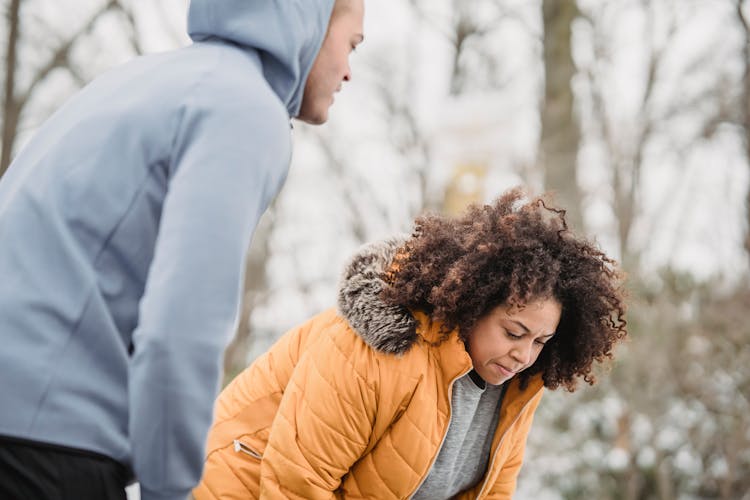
<box><xmin>337</xmin><ymin>235</ymin><xmax>420</xmax><ymax>355</ymax></box>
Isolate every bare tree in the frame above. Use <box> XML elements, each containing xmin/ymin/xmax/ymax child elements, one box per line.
<box><xmin>581</xmin><ymin>0</ymin><xmax>672</xmax><ymax>268</ymax></box>
<box><xmin>578</xmin><ymin>0</ymin><xmax>736</xmax><ymax>271</ymax></box>
<box><xmin>520</xmin><ymin>1</ymin><xmax>750</xmax><ymax>497</ymax></box>
<box><xmin>735</xmin><ymin>0</ymin><xmax>750</xmax><ymax>261</ymax></box>
<box><xmin>540</xmin><ymin>0</ymin><xmax>584</xmax><ymax>232</ymax></box>
<box><xmin>0</xmin><ymin>0</ymin><xmax>142</xmax><ymax>177</ymax></box>
<box><xmin>1</xmin><ymin>0</ymin><xmax>21</xmax><ymax>176</ymax></box>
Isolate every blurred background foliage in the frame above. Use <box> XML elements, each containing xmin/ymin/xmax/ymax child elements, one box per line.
<box><xmin>2</xmin><ymin>0</ymin><xmax>748</xmax><ymax>497</ymax></box>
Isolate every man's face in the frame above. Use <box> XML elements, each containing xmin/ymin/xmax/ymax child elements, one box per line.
<box><xmin>297</xmin><ymin>0</ymin><xmax>365</xmax><ymax>125</ymax></box>
<box><xmin>466</xmin><ymin>298</ymin><xmax>561</xmax><ymax>386</ymax></box>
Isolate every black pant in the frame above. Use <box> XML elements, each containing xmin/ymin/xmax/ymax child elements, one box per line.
<box><xmin>0</xmin><ymin>436</ymin><xmax>130</xmax><ymax>500</ymax></box>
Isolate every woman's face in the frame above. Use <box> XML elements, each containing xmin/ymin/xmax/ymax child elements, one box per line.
<box><xmin>466</xmin><ymin>298</ymin><xmax>562</xmax><ymax>385</ymax></box>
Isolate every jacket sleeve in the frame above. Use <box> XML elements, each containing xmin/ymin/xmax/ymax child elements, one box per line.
<box><xmin>259</xmin><ymin>327</ymin><xmax>379</xmax><ymax>499</ymax></box>
<box><xmin>128</xmin><ymin>80</ymin><xmax>291</xmax><ymax>500</ymax></box>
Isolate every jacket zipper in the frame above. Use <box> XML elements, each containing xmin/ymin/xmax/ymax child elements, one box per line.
<box><xmin>233</xmin><ymin>439</ymin><xmax>262</xmax><ymax>459</ymax></box>
<box><xmin>408</xmin><ymin>368</ymin><xmax>471</xmax><ymax>499</ymax></box>
<box><xmin>473</xmin><ymin>394</ymin><xmax>539</xmax><ymax>499</ymax></box>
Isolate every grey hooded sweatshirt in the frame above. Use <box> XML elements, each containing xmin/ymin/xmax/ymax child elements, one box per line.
<box><xmin>0</xmin><ymin>1</ymin><xmax>334</xmax><ymax>498</ymax></box>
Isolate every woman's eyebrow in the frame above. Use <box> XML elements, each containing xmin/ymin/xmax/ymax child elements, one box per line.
<box><xmin>509</xmin><ymin>319</ymin><xmax>555</xmax><ymax>337</ymax></box>
<box><xmin>509</xmin><ymin>319</ymin><xmax>530</xmax><ymax>333</ymax></box>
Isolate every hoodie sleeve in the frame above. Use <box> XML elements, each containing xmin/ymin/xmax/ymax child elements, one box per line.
<box><xmin>128</xmin><ymin>75</ymin><xmax>291</xmax><ymax>500</ymax></box>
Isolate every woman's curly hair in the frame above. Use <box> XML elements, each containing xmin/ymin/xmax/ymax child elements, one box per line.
<box><xmin>381</xmin><ymin>188</ymin><xmax>627</xmax><ymax>391</ymax></box>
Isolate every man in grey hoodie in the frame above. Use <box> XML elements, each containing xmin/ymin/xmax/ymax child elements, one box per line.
<box><xmin>0</xmin><ymin>0</ymin><xmax>364</xmax><ymax>499</ymax></box>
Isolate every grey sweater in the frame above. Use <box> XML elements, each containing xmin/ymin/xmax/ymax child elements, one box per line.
<box><xmin>412</xmin><ymin>371</ymin><xmax>505</xmax><ymax>499</ymax></box>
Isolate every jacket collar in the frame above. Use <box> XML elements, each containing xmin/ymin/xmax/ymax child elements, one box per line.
<box><xmin>337</xmin><ymin>235</ymin><xmax>418</xmax><ymax>355</ymax></box>
<box><xmin>336</xmin><ymin>236</ymin><xmax>475</xmax><ymax>374</ymax></box>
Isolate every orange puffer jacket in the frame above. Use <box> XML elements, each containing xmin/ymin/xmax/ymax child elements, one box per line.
<box><xmin>194</xmin><ymin>237</ymin><xmax>544</xmax><ymax>500</ymax></box>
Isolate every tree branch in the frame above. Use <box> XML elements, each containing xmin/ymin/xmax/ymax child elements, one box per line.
<box><xmin>1</xmin><ymin>0</ymin><xmax>22</xmax><ymax>177</ymax></box>
<box><xmin>17</xmin><ymin>0</ymin><xmax>120</xmax><ymax>111</ymax></box>
<box><xmin>111</xmin><ymin>0</ymin><xmax>144</xmax><ymax>56</ymax></box>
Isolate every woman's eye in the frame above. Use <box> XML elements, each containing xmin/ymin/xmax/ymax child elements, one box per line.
<box><xmin>506</xmin><ymin>331</ymin><xmax>522</xmax><ymax>340</ymax></box>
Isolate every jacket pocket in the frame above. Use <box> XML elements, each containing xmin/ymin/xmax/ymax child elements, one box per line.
<box><xmin>233</xmin><ymin>439</ymin><xmax>263</xmax><ymax>460</ymax></box>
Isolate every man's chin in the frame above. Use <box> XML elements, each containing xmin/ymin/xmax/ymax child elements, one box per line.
<box><xmin>296</xmin><ymin>106</ymin><xmax>329</xmax><ymax>125</ymax></box>
<box><xmin>298</xmin><ymin>115</ymin><xmax>327</xmax><ymax>126</ymax></box>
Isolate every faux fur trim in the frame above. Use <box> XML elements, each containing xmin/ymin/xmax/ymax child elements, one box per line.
<box><xmin>336</xmin><ymin>235</ymin><xmax>418</xmax><ymax>355</ymax></box>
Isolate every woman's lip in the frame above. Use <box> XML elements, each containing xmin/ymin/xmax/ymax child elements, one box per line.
<box><xmin>494</xmin><ymin>363</ymin><xmax>515</xmax><ymax>377</ymax></box>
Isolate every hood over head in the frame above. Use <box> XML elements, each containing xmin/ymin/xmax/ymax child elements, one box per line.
<box><xmin>188</xmin><ymin>0</ymin><xmax>335</xmax><ymax>117</ymax></box>
<box><xmin>337</xmin><ymin>235</ymin><xmax>420</xmax><ymax>356</ymax></box>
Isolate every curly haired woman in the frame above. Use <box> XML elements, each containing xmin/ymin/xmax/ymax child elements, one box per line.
<box><xmin>193</xmin><ymin>188</ymin><xmax>627</xmax><ymax>499</ymax></box>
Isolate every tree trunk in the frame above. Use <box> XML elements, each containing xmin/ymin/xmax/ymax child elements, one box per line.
<box><xmin>540</xmin><ymin>0</ymin><xmax>584</xmax><ymax>232</ymax></box>
<box><xmin>448</xmin><ymin>0</ymin><xmax>472</xmax><ymax>96</ymax></box>
<box><xmin>738</xmin><ymin>0</ymin><xmax>750</xmax><ymax>262</ymax></box>
<box><xmin>1</xmin><ymin>0</ymin><xmax>21</xmax><ymax>178</ymax></box>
